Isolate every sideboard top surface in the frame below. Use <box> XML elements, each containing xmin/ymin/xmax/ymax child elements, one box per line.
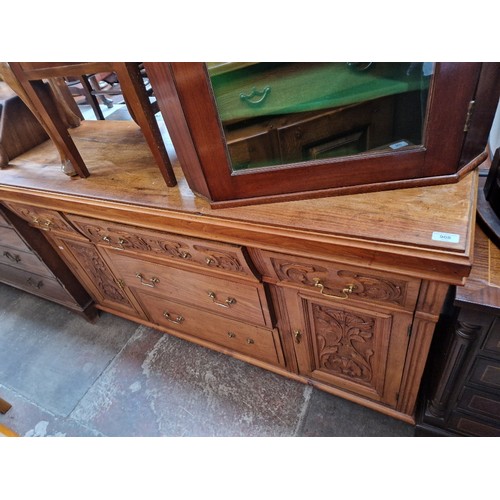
<box><xmin>0</xmin><ymin>120</ymin><xmax>477</xmax><ymax>283</ymax></box>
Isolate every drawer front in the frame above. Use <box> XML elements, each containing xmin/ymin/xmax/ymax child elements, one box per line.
<box><xmin>255</xmin><ymin>249</ymin><xmax>421</xmax><ymax>311</ymax></box>
<box><xmin>104</xmin><ymin>249</ymin><xmax>271</xmax><ymax>327</ymax></box>
<box><xmin>0</xmin><ymin>262</ymin><xmax>72</xmax><ymax>304</ymax></box>
<box><xmin>483</xmin><ymin>319</ymin><xmax>500</xmax><ymax>357</ymax></box>
<box><xmin>448</xmin><ymin>412</ymin><xmax>500</xmax><ymax>437</ymax></box>
<box><xmin>0</xmin><ymin>226</ymin><xmax>31</xmax><ymax>253</ymax></box>
<box><xmin>3</xmin><ymin>202</ymin><xmax>77</xmax><ymax>235</ymax></box>
<box><xmin>457</xmin><ymin>387</ymin><xmax>500</xmax><ymax>422</ymax></box>
<box><xmin>135</xmin><ymin>289</ymin><xmax>281</xmax><ymax>366</ymax></box>
<box><xmin>66</xmin><ymin>214</ymin><xmax>259</xmax><ymax>281</ymax></box>
<box><xmin>0</xmin><ymin>210</ymin><xmax>11</xmax><ymax>228</ymax></box>
<box><xmin>0</xmin><ymin>243</ymin><xmax>52</xmax><ymax>277</ymax></box>
<box><xmin>468</xmin><ymin>357</ymin><xmax>500</xmax><ymax>391</ymax></box>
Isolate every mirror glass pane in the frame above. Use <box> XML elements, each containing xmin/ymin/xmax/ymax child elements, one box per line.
<box><xmin>207</xmin><ymin>62</ymin><xmax>434</xmax><ymax>171</ymax></box>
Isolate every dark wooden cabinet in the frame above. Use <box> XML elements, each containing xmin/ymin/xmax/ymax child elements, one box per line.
<box><xmin>416</xmin><ymin>225</ymin><xmax>500</xmax><ymax>436</ymax></box>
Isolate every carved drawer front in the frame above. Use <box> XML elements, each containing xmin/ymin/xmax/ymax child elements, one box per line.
<box><xmin>0</xmin><ymin>262</ymin><xmax>74</xmax><ymax>304</ymax></box>
<box><xmin>285</xmin><ymin>288</ymin><xmax>412</xmax><ymax>407</ymax></box>
<box><xmin>51</xmin><ymin>236</ymin><xmax>144</xmax><ymax>319</ymax></box>
<box><xmin>135</xmin><ymin>289</ymin><xmax>282</xmax><ymax>366</ymax></box>
<box><xmin>66</xmin><ymin>214</ymin><xmax>259</xmax><ymax>281</ymax></box>
<box><xmin>0</xmin><ymin>225</ymin><xmax>32</xmax><ymax>253</ymax></box>
<box><xmin>3</xmin><ymin>202</ymin><xmax>77</xmax><ymax>235</ymax></box>
<box><xmin>255</xmin><ymin>249</ymin><xmax>420</xmax><ymax>311</ymax></box>
<box><xmin>103</xmin><ymin>249</ymin><xmax>272</xmax><ymax>328</ymax></box>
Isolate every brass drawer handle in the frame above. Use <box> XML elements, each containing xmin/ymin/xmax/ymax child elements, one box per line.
<box><xmin>163</xmin><ymin>310</ymin><xmax>184</xmax><ymax>325</ymax></box>
<box><xmin>32</xmin><ymin>217</ymin><xmax>52</xmax><ymax>230</ymax></box>
<box><xmin>227</xmin><ymin>331</ymin><xmax>236</xmax><ymax>338</ymax></box>
<box><xmin>3</xmin><ymin>251</ymin><xmax>21</xmax><ymax>263</ymax></box>
<box><xmin>207</xmin><ymin>291</ymin><xmax>236</xmax><ymax>308</ymax></box>
<box><xmin>294</xmin><ymin>330</ymin><xmax>302</xmax><ymax>344</ymax></box>
<box><xmin>102</xmin><ymin>236</ymin><xmax>127</xmax><ymax>249</ymax></box>
<box><xmin>313</xmin><ymin>278</ymin><xmax>356</xmax><ymax>300</ymax></box>
<box><xmin>205</xmin><ymin>257</ymin><xmax>214</xmax><ymax>265</ymax></box>
<box><xmin>240</xmin><ymin>86</ymin><xmax>271</xmax><ymax>106</ymax></box>
<box><xmin>135</xmin><ymin>273</ymin><xmax>160</xmax><ymax>287</ymax></box>
<box><xmin>179</xmin><ymin>251</ymin><xmax>191</xmax><ymax>259</ymax></box>
<box><xmin>246</xmin><ymin>338</ymin><xmax>255</xmax><ymax>345</ymax></box>
<box><xmin>26</xmin><ymin>277</ymin><xmax>43</xmax><ymax>289</ymax></box>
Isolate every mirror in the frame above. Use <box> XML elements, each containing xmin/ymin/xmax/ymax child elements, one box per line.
<box><xmin>207</xmin><ymin>62</ymin><xmax>433</xmax><ymax>171</ymax></box>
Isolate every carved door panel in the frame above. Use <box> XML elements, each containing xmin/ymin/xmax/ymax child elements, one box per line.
<box><xmin>49</xmin><ymin>235</ymin><xmax>145</xmax><ymax>319</ymax></box>
<box><xmin>284</xmin><ymin>288</ymin><xmax>412</xmax><ymax>407</ymax></box>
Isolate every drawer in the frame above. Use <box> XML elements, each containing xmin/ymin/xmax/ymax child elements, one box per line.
<box><xmin>0</xmin><ymin>262</ymin><xmax>73</xmax><ymax>304</ymax></box>
<box><xmin>457</xmin><ymin>387</ymin><xmax>500</xmax><ymax>422</ymax></box>
<box><xmin>448</xmin><ymin>412</ymin><xmax>500</xmax><ymax>437</ymax></box>
<box><xmin>66</xmin><ymin>214</ymin><xmax>259</xmax><ymax>281</ymax></box>
<box><xmin>483</xmin><ymin>318</ymin><xmax>500</xmax><ymax>357</ymax></box>
<box><xmin>135</xmin><ymin>289</ymin><xmax>282</xmax><ymax>366</ymax></box>
<box><xmin>254</xmin><ymin>249</ymin><xmax>421</xmax><ymax>311</ymax></box>
<box><xmin>0</xmin><ymin>210</ymin><xmax>10</xmax><ymax>228</ymax></box>
<box><xmin>0</xmin><ymin>243</ymin><xmax>52</xmax><ymax>277</ymax></box>
<box><xmin>3</xmin><ymin>202</ymin><xmax>77</xmax><ymax>235</ymax></box>
<box><xmin>468</xmin><ymin>357</ymin><xmax>500</xmax><ymax>391</ymax></box>
<box><xmin>104</xmin><ymin>249</ymin><xmax>272</xmax><ymax>327</ymax></box>
<box><xmin>0</xmin><ymin>225</ymin><xmax>31</xmax><ymax>253</ymax></box>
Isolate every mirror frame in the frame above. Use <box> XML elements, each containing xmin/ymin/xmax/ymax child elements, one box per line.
<box><xmin>147</xmin><ymin>62</ymin><xmax>497</xmax><ymax>208</ymax></box>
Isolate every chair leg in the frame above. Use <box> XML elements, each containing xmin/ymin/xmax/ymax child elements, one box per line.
<box><xmin>115</xmin><ymin>62</ymin><xmax>177</xmax><ymax>187</ymax></box>
<box><xmin>79</xmin><ymin>76</ymin><xmax>105</xmax><ymax>120</ymax></box>
<box><xmin>0</xmin><ymin>397</ymin><xmax>12</xmax><ymax>414</ymax></box>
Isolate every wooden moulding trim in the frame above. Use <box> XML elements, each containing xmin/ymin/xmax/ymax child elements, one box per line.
<box><xmin>16</xmin><ymin>62</ymin><xmax>116</xmax><ymax>81</ymax></box>
<box><xmin>207</xmin><ymin>151</ymin><xmax>488</xmax><ymax>209</ymax></box>
<box><xmin>0</xmin><ymin>185</ymin><xmax>473</xmax><ymax>285</ymax></box>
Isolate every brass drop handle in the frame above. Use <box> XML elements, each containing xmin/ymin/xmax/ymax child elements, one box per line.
<box><xmin>179</xmin><ymin>251</ymin><xmax>191</xmax><ymax>259</ymax></box>
<box><xmin>227</xmin><ymin>332</ymin><xmax>236</xmax><ymax>338</ymax></box>
<box><xmin>135</xmin><ymin>273</ymin><xmax>160</xmax><ymax>287</ymax></box>
<box><xmin>163</xmin><ymin>310</ymin><xmax>184</xmax><ymax>325</ymax></box>
<box><xmin>102</xmin><ymin>236</ymin><xmax>127</xmax><ymax>249</ymax></box>
<box><xmin>205</xmin><ymin>257</ymin><xmax>214</xmax><ymax>265</ymax></box>
<box><xmin>246</xmin><ymin>338</ymin><xmax>255</xmax><ymax>345</ymax></box>
<box><xmin>32</xmin><ymin>217</ymin><xmax>52</xmax><ymax>230</ymax></box>
<box><xmin>3</xmin><ymin>251</ymin><xmax>21</xmax><ymax>263</ymax></box>
<box><xmin>208</xmin><ymin>291</ymin><xmax>236</xmax><ymax>308</ymax></box>
<box><xmin>294</xmin><ymin>330</ymin><xmax>302</xmax><ymax>344</ymax></box>
<box><xmin>27</xmin><ymin>277</ymin><xmax>43</xmax><ymax>289</ymax></box>
<box><xmin>313</xmin><ymin>278</ymin><xmax>356</xmax><ymax>300</ymax></box>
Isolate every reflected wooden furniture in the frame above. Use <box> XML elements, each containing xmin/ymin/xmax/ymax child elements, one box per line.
<box><xmin>0</xmin><ymin>120</ymin><xmax>478</xmax><ymax>423</ymax></box>
<box><xmin>6</xmin><ymin>62</ymin><xmax>176</xmax><ymax>186</ymax></box>
<box><xmin>416</xmin><ymin>224</ymin><xmax>500</xmax><ymax>436</ymax></box>
<box><xmin>0</xmin><ymin>82</ymin><xmax>48</xmax><ymax>167</ymax></box>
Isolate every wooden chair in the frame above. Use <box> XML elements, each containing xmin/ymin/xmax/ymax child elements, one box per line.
<box><xmin>6</xmin><ymin>62</ymin><xmax>176</xmax><ymax>186</ymax></box>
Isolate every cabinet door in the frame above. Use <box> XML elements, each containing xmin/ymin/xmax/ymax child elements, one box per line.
<box><xmin>50</xmin><ymin>235</ymin><xmax>144</xmax><ymax>319</ymax></box>
<box><xmin>284</xmin><ymin>288</ymin><xmax>412</xmax><ymax>407</ymax></box>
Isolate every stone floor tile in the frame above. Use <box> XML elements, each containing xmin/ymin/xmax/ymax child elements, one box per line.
<box><xmin>72</xmin><ymin>326</ymin><xmax>311</xmax><ymax>437</ymax></box>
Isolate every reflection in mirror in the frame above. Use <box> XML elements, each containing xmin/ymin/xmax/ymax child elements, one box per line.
<box><xmin>207</xmin><ymin>62</ymin><xmax>433</xmax><ymax>171</ymax></box>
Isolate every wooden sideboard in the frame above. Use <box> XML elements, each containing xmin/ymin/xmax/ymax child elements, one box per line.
<box><xmin>0</xmin><ymin>120</ymin><xmax>477</xmax><ymax>423</ymax></box>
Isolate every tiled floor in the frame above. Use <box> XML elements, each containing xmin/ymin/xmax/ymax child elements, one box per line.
<box><xmin>0</xmin><ymin>282</ymin><xmax>415</xmax><ymax>437</ymax></box>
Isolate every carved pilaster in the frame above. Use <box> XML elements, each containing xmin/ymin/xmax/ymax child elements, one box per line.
<box><xmin>427</xmin><ymin>320</ymin><xmax>481</xmax><ymax>417</ymax></box>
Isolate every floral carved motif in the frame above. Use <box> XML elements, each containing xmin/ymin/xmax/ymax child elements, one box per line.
<box><xmin>271</xmin><ymin>259</ymin><xmax>406</xmax><ymax>305</ymax></box>
<box><xmin>193</xmin><ymin>245</ymin><xmax>244</xmax><ymax>272</ymax></box>
<box><xmin>66</xmin><ymin>241</ymin><xmax>130</xmax><ymax>305</ymax></box>
<box><xmin>312</xmin><ymin>303</ymin><xmax>375</xmax><ymax>383</ymax></box>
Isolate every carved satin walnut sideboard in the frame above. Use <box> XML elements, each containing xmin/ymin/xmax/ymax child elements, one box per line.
<box><xmin>0</xmin><ymin>117</ymin><xmax>478</xmax><ymax>422</ymax></box>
